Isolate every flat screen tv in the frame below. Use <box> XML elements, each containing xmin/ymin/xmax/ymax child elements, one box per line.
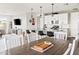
<box><xmin>14</xmin><ymin>19</ymin><xmax>21</xmax><ymax>25</ymax></box>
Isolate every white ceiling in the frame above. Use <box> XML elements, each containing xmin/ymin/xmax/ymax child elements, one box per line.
<box><xmin>0</xmin><ymin>3</ymin><xmax>79</xmax><ymax>15</ymax></box>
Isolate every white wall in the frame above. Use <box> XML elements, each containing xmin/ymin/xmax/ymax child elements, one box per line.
<box><xmin>11</xmin><ymin>15</ymin><xmax>27</xmax><ymax>31</ymax></box>
<box><xmin>0</xmin><ymin>15</ymin><xmax>12</xmax><ymax>34</ymax></box>
<box><xmin>70</xmin><ymin>12</ymin><xmax>79</xmax><ymax>37</ymax></box>
<box><xmin>0</xmin><ymin>15</ymin><xmax>27</xmax><ymax>34</ymax></box>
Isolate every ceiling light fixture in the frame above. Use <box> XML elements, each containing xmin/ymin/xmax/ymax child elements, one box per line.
<box><xmin>44</xmin><ymin>3</ymin><xmax>58</xmax><ymax>16</ymax></box>
<box><xmin>51</xmin><ymin>3</ymin><xmax>59</xmax><ymax>16</ymax></box>
<box><xmin>31</xmin><ymin>8</ymin><xmax>33</xmax><ymax>18</ymax></box>
<box><xmin>51</xmin><ymin>3</ymin><xmax>54</xmax><ymax>16</ymax></box>
<box><xmin>40</xmin><ymin>6</ymin><xmax>43</xmax><ymax>17</ymax></box>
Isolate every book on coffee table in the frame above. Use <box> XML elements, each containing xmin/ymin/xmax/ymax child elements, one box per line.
<box><xmin>31</xmin><ymin>41</ymin><xmax>54</xmax><ymax>53</ymax></box>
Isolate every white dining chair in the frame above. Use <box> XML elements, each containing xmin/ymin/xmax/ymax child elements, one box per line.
<box><xmin>54</xmin><ymin>32</ymin><xmax>67</xmax><ymax>40</ymax></box>
<box><xmin>70</xmin><ymin>39</ymin><xmax>78</xmax><ymax>55</ymax></box>
<box><xmin>63</xmin><ymin>43</ymin><xmax>72</xmax><ymax>55</ymax></box>
<box><xmin>2</xmin><ymin>34</ymin><xmax>23</xmax><ymax>50</ymax></box>
<box><xmin>0</xmin><ymin>38</ymin><xmax>7</xmax><ymax>55</ymax></box>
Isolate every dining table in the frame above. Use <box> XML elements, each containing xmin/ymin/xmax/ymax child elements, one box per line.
<box><xmin>2</xmin><ymin>37</ymin><xmax>69</xmax><ymax>55</ymax></box>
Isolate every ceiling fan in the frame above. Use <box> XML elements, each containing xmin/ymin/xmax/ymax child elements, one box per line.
<box><xmin>44</xmin><ymin>3</ymin><xmax>59</xmax><ymax>16</ymax></box>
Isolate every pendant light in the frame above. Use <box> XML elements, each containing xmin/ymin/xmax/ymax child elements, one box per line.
<box><xmin>40</xmin><ymin>6</ymin><xmax>42</xmax><ymax>18</ymax></box>
<box><xmin>51</xmin><ymin>3</ymin><xmax>54</xmax><ymax>16</ymax></box>
<box><xmin>44</xmin><ymin>3</ymin><xmax>58</xmax><ymax>16</ymax></box>
<box><xmin>31</xmin><ymin>8</ymin><xmax>33</xmax><ymax>18</ymax></box>
<box><xmin>29</xmin><ymin>8</ymin><xmax>33</xmax><ymax>23</ymax></box>
<box><xmin>31</xmin><ymin>8</ymin><xmax>35</xmax><ymax>25</ymax></box>
<box><xmin>50</xmin><ymin>3</ymin><xmax>59</xmax><ymax>16</ymax></box>
<box><xmin>39</xmin><ymin>6</ymin><xmax>46</xmax><ymax>30</ymax></box>
<box><xmin>39</xmin><ymin>6</ymin><xmax>43</xmax><ymax>29</ymax></box>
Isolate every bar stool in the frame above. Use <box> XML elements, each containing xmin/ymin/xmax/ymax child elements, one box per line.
<box><xmin>47</xmin><ymin>31</ymin><xmax>54</xmax><ymax>38</ymax></box>
<box><xmin>38</xmin><ymin>31</ymin><xmax>46</xmax><ymax>39</ymax></box>
<box><xmin>26</xmin><ymin>30</ymin><xmax>31</xmax><ymax>34</ymax></box>
<box><xmin>31</xmin><ymin>30</ymin><xmax>36</xmax><ymax>33</ymax></box>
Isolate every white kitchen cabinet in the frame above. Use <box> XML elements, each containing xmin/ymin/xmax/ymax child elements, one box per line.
<box><xmin>44</xmin><ymin>13</ymin><xmax>68</xmax><ymax>30</ymax></box>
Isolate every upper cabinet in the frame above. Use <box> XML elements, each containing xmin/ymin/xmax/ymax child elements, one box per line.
<box><xmin>44</xmin><ymin>13</ymin><xmax>68</xmax><ymax>31</ymax></box>
<box><xmin>58</xmin><ymin>13</ymin><xmax>68</xmax><ymax>25</ymax></box>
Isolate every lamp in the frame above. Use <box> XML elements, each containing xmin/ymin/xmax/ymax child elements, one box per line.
<box><xmin>29</xmin><ymin>8</ymin><xmax>33</xmax><ymax>23</ymax></box>
<box><xmin>51</xmin><ymin>3</ymin><xmax>54</xmax><ymax>16</ymax></box>
<box><xmin>40</xmin><ymin>6</ymin><xmax>42</xmax><ymax>17</ymax></box>
<box><xmin>30</xmin><ymin>8</ymin><xmax>35</xmax><ymax>25</ymax></box>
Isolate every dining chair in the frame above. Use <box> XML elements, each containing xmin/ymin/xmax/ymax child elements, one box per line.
<box><xmin>38</xmin><ymin>31</ymin><xmax>46</xmax><ymax>39</ymax></box>
<box><xmin>54</xmin><ymin>32</ymin><xmax>67</xmax><ymax>40</ymax></box>
<box><xmin>31</xmin><ymin>30</ymin><xmax>36</xmax><ymax>33</ymax></box>
<box><xmin>0</xmin><ymin>37</ymin><xmax>6</xmax><ymax>55</ymax></box>
<box><xmin>47</xmin><ymin>31</ymin><xmax>54</xmax><ymax>38</ymax></box>
<box><xmin>2</xmin><ymin>34</ymin><xmax>23</xmax><ymax>49</ymax></box>
<box><xmin>31</xmin><ymin>30</ymin><xmax>38</xmax><ymax>42</ymax></box>
<box><xmin>63</xmin><ymin>43</ymin><xmax>72</xmax><ymax>55</ymax></box>
<box><xmin>2</xmin><ymin>34</ymin><xmax>23</xmax><ymax>54</ymax></box>
<box><xmin>70</xmin><ymin>39</ymin><xmax>78</xmax><ymax>55</ymax></box>
<box><xmin>26</xmin><ymin>30</ymin><xmax>31</xmax><ymax>43</ymax></box>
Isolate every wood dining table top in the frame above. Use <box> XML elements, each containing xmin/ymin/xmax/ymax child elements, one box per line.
<box><xmin>4</xmin><ymin>37</ymin><xmax>70</xmax><ymax>55</ymax></box>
